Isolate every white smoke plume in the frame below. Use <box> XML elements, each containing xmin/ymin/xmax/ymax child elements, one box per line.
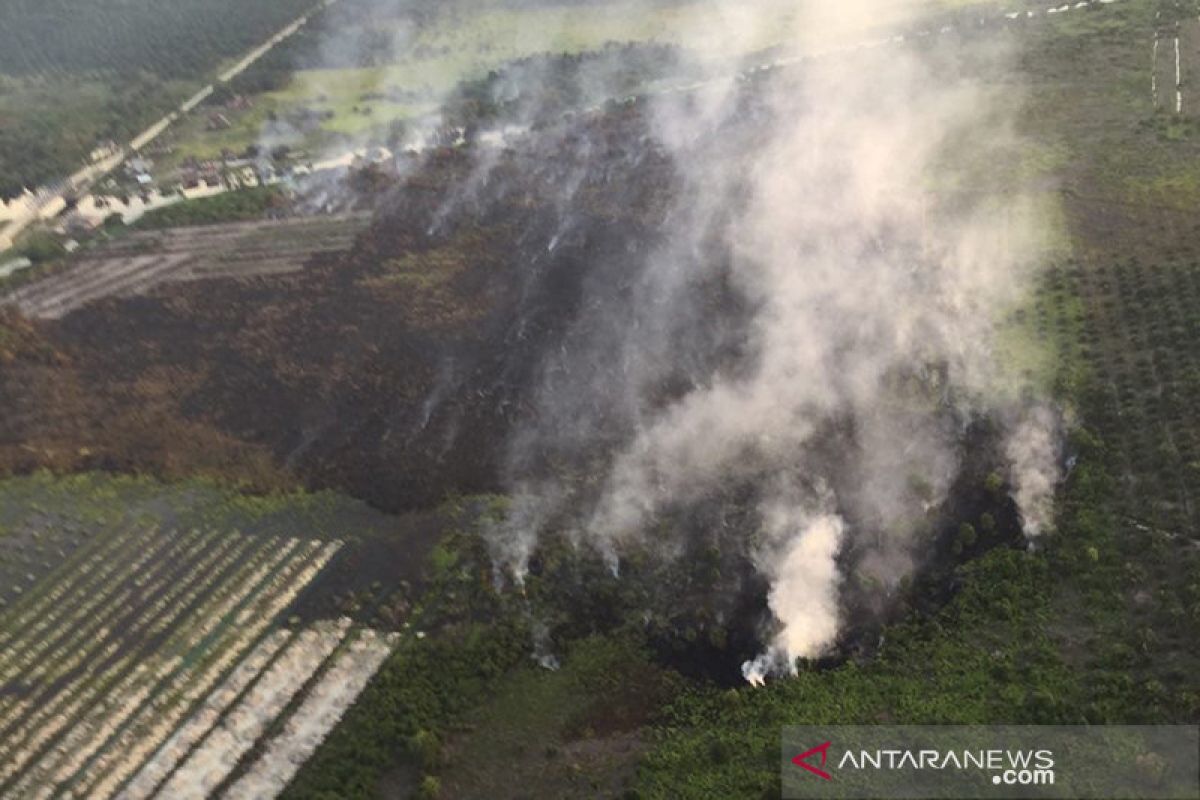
<box><xmin>1005</xmin><ymin>404</ymin><xmax>1063</xmax><ymax>539</ymax></box>
<box><xmin>457</xmin><ymin>0</ymin><xmax>1067</xmax><ymax>683</ymax></box>
<box><xmin>743</xmin><ymin>508</ymin><xmax>846</xmax><ymax>685</ymax></box>
<box><xmin>483</xmin><ymin>0</ymin><xmax>1064</xmax><ymax>683</ymax></box>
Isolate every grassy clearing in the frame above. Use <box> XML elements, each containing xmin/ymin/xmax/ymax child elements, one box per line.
<box><xmin>0</xmin><ymin>471</ymin><xmax>394</xmax><ymax>546</ymax></box>
<box><xmin>130</xmin><ymin>186</ymin><xmax>288</xmax><ymax>230</ymax></box>
<box><xmin>437</xmin><ymin>636</ymin><xmax>680</xmax><ymax>800</ymax></box>
<box><xmin>994</xmin><ymin>257</ymin><xmax>1088</xmax><ymax>398</ymax></box>
<box><xmin>160</xmin><ymin>0</ymin><xmax>1001</xmax><ymax>162</ymax></box>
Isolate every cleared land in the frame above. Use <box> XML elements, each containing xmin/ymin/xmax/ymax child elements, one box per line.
<box><xmin>0</xmin><ymin>524</ymin><xmax>341</xmax><ymax>798</ymax></box>
<box><xmin>1</xmin><ymin>214</ymin><xmax>371</xmax><ymax>320</ymax></box>
<box><xmin>0</xmin><ymin>474</ymin><xmax>405</xmax><ymax>800</ymax></box>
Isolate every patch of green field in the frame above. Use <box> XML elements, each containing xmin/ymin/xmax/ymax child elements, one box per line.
<box><xmin>986</xmin><ymin>192</ymin><xmax>1082</xmax><ymax>398</ymax></box>
<box><xmin>1125</xmin><ymin>155</ymin><xmax>1200</xmax><ymax>210</ymax></box>
<box><xmin>0</xmin><ymin>471</ymin><xmax>394</xmax><ymax>545</ymax></box>
<box><xmin>131</xmin><ymin>186</ymin><xmax>288</xmax><ymax>230</ymax></box>
<box><xmin>436</xmin><ymin>636</ymin><xmax>679</xmax><ymax>800</ymax></box>
<box><xmin>994</xmin><ymin>268</ymin><xmax>1087</xmax><ymax>396</ymax></box>
<box><xmin>160</xmin><ymin>0</ymin><xmax>1002</xmax><ymax>163</ymax></box>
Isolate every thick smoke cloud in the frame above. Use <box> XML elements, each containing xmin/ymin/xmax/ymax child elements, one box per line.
<box><xmin>484</xmin><ymin>0</ymin><xmax>1066</xmax><ymax>681</ymax></box>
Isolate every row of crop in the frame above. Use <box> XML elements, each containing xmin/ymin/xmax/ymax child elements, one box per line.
<box><xmin>1069</xmin><ymin>258</ymin><xmax>1200</xmax><ymax>528</ymax></box>
<box><xmin>0</xmin><ymin>521</ymin><xmax>149</xmax><ymax>656</ymax></box>
<box><xmin>0</xmin><ymin>525</ymin><xmax>97</xmax><ymax>614</ymax></box>
<box><xmin>225</xmin><ymin>629</ymin><xmax>396</xmax><ymax>799</ymax></box>
<box><xmin>0</xmin><ymin>527</ymin><xmax>210</xmax><ymax>748</ymax></box>
<box><xmin>0</xmin><ymin>527</ymin><xmax>252</xmax><ymax>788</ymax></box>
<box><xmin>0</xmin><ymin>526</ymin><xmax>220</xmax><ymax>695</ymax></box>
<box><xmin>82</xmin><ymin>541</ymin><xmax>343</xmax><ymax>800</ymax></box>
<box><xmin>114</xmin><ymin>630</ymin><xmax>294</xmax><ymax>800</ymax></box>
<box><xmin>14</xmin><ymin>532</ymin><xmax>290</xmax><ymax>799</ymax></box>
<box><xmin>157</xmin><ymin>617</ymin><xmax>351</xmax><ymax>799</ymax></box>
<box><xmin>13</xmin><ymin>252</ymin><xmax>196</xmax><ymax>319</ymax></box>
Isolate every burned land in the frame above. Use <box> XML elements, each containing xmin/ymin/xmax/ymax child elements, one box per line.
<box><xmin>0</xmin><ymin>2</ymin><xmax>1198</xmax><ymax>798</ymax></box>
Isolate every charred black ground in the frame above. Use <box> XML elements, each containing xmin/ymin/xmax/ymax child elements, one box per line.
<box><xmin>0</xmin><ymin>65</ymin><xmax>1040</xmax><ymax>682</ymax></box>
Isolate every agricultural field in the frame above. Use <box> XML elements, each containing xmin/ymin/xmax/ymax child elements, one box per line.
<box><xmin>157</xmin><ymin>0</ymin><xmax>1013</xmax><ymax>167</ymax></box>
<box><xmin>0</xmin><ymin>473</ymin><xmax>413</xmax><ymax>799</ymax></box>
<box><xmin>1009</xmin><ymin>0</ymin><xmax>1200</xmax><ymax>533</ymax></box>
<box><xmin>1069</xmin><ymin>257</ymin><xmax>1200</xmax><ymax>529</ymax></box>
<box><xmin>1</xmin><ymin>213</ymin><xmax>371</xmax><ymax>320</ymax></box>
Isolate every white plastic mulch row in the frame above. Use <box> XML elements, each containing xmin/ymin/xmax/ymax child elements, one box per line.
<box><xmin>0</xmin><ymin>524</ymin><xmax>179</xmax><ymax>690</ymax></box>
<box><xmin>0</xmin><ymin>528</ymin><xmax>237</xmax><ymax>775</ymax></box>
<box><xmin>27</xmin><ymin>538</ymin><xmax>322</xmax><ymax>800</ymax></box>
<box><xmin>112</xmin><ymin>631</ymin><xmax>293</xmax><ymax>800</ymax></box>
<box><xmin>0</xmin><ymin>520</ymin><xmax>146</xmax><ymax>654</ymax></box>
<box><xmin>0</xmin><ymin>528</ymin><xmax>221</xmax><ymax>772</ymax></box>
<box><xmin>0</xmin><ymin>526</ymin><xmax>206</xmax><ymax>717</ymax></box>
<box><xmin>3</xmin><ymin>531</ymin><xmax>284</xmax><ymax>794</ymax></box>
<box><xmin>154</xmin><ymin>618</ymin><xmax>351</xmax><ymax>800</ymax></box>
<box><xmin>1175</xmin><ymin>36</ymin><xmax>1183</xmax><ymax>114</ymax></box>
<box><xmin>1153</xmin><ymin>38</ymin><xmax>1160</xmax><ymax>106</ymax></box>
<box><xmin>224</xmin><ymin>629</ymin><xmax>397</xmax><ymax>800</ymax></box>
<box><xmin>85</xmin><ymin>541</ymin><xmax>343</xmax><ymax>800</ymax></box>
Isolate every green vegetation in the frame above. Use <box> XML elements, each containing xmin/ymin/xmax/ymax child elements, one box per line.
<box><xmin>0</xmin><ymin>75</ymin><xmax>195</xmax><ymax>198</ymax></box>
<box><xmin>1068</xmin><ymin>257</ymin><xmax>1200</xmax><ymax>529</ymax></box>
<box><xmin>280</xmin><ymin>621</ymin><xmax>529</xmax><ymax>799</ymax></box>
<box><xmin>637</xmin><ymin>425</ymin><xmax>1199</xmax><ymax>797</ymax></box>
<box><xmin>0</xmin><ymin>471</ymin><xmax>394</xmax><ymax>544</ymax></box>
<box><xmin>159</xmin><ymin>0</ymin><xmax>991</xmax><ymax>163</ymax></box>
<box><xmin>11</xmin><ymin>229</ymin><xmax>67</xmax><ymax>264</ymax></box>
<box><xmin>3</xmin><ymin>2</ymin><xmax>1198</xmax><ymax>798</ymax></box>
<box><xmin>131</xmin><ymin>186</ymin><xmax>289</xmax><ymax>230</ymax></box>
<box><xmin>0</xmin><ymin>0</ymin><xmax>314</xmax><ymax>197</ymax></box>
<box><xmin>277</xmin><ymin>7</ymin><xmax>1200</xmax><ymax>798</ymax></box>
<box><xmin>0</xmin><ymin>0</ymin><xmax>313</xmax><ymax>78</ymax></box>
<box><xmin>275</xmin><ymin>395</ymin><xmax>1198</xmax><ymax>798</ymax></box>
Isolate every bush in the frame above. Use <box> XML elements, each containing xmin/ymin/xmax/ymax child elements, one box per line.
<box><xmin>416</xmin><ymin>775</ymin><xmax>441</xmax><ymax>799</ymax></box>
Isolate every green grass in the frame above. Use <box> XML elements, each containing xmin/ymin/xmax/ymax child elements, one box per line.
<box><xmin>994</xmin><ymin>261</ymin><xmax>1088</xmax><ymax>397</ymax></box>
<box><xmin>159</xmin><ymin>0</ymin><xmax>1001</xmax><ymax>163</ymax></box>
<box><xmin>131</xmin><ymin>186</ymin><xmax>288</xmax><ymax>230</ymax></box>
<box><xmin>0</xmin><ymin>471</ymin><xmax>394</xmax><ymax>544</ymax></box>
<box><xmin>437</xmin><ymin>635</ymin><xmax>680</xmax><ymax>800</ymax></box>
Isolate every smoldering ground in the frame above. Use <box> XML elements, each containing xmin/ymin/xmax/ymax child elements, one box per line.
<box><xmin>103</xmin><ymin>0</ymin><xmax>1067</xmax><ymax>682</ymax></box>
<box><xmin>452</xmin><ymin>0</ymin><xmax>1068</xmax><ymax>682</ymax></box>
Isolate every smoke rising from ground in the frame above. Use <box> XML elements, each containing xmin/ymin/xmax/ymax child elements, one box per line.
<box><xmin>483</xmin><ymin>0</ymin><xmax>1065</xmax><ymax>681</ymax></box>
<box><xmin>743</xmin><ymin>507</ymin><xmax>845</xmax><ymax>686</ymax></box>
<box><xmin>279</xmin><ymin>0</ymin><xmax>1066</xmax><ymax>679</ymax></box>
<box><xmin>1006</xmin><ymin>404</ymin><xmax>1063</xmax><ymax>539</ymax></box>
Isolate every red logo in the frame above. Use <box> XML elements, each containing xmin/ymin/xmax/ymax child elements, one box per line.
<box><xmin>792</xmin><ymin>741</ymin><xmax>833</xmax><ymax>780</ymax></box>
